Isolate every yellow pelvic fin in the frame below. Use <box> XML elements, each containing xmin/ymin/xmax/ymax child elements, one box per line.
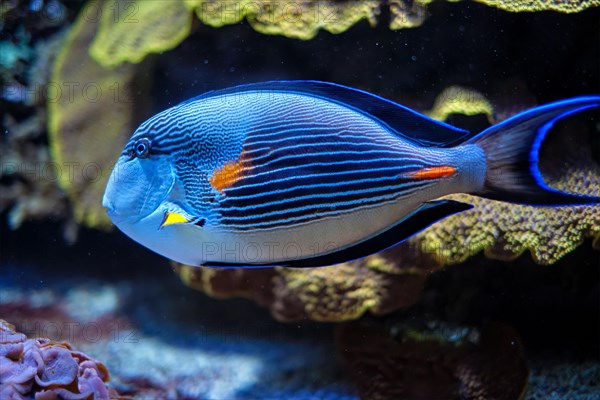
<box><xmin>160</xmin><ymin>211</ymin><xmax>190</xmax><ymax>229</ymax></box>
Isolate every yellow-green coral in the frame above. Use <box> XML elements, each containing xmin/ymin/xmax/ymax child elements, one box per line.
<box><xmin>389</xmin><ymin>0</ymin><xmax>431</xmax><ymax>29</ymax></box>
<box><xmin>474</xmin><ymin>0</ymin><xmax>600</xmax><ymax>13</ymax></box>
<box><xmin>90</xmin><ymin>0</ymin><xmax>193</xmax><ymax>69</ymax></box>
<box><xmin>87</xmin><ymin>0</ymin><xmax>380</xmax><ymax>67</ymax></box>
<box><xmin>186</xmin><ymin>0</ymin><xmax>380</xmax><ymax>40</ymax></box>
<box><xmin>85</xmin><ymin>0</ymin><xmax>598</xmax><ymax>69</ymax></box>
<box><xmin>273</xmin><ymin>263</ymin><xmax>383</xmax><ymax>321</ymax></box>
<box><xmin>48</xmin><ymin>0</ymin><xmax>139</xmax><ymax>227</ymax></box>
<box><xmin>417</xmin><ymin>194</ymin><xmax>600</xmax><ymax>265</ymax></box>
<box><xmin>426</xmin><ymin>86</ymin><xmax>494</xmax><ymax>123</ymax></box>
<box><xmin>389</xmin><ymin>0</ymin><xmax>599</xmax><ymax>30</ymax></box>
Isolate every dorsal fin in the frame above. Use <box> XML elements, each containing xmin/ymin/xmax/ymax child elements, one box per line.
<box><xmin>179</xmin><ymin>81</ymin><xmax>473</xmax><ymax>147</ymax></box>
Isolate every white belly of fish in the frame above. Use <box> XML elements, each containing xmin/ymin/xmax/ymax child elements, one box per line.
<box><xmin>171</xmin><ymin>195</ymin><xmax>425</xmax><ymax>266</ymax></box>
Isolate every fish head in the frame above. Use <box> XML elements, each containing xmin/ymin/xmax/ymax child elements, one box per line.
<box><xmin>103</xmin><ymin>127</ymin><xmax>176</xmax><ymax>227</ymax></box>
<box><xmin>102</xmin><ymin>102</ymin><xmax>229</xmax><ymax>265</ymax></box>
<box><xmin>103</xmin><ymin>92</ymin><xmax>259</xmax><ymax>265</ymax></box>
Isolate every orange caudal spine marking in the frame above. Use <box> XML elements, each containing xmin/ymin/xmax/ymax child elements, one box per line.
<box><xmin>209</xmin><ymin>151</ymin><xmax>250</xmax><ymax>192</ymax></box>
<box><xmin>410</xmin><ymin>166</ymin><xmax>457</xmax><ymax>180</ymax></box>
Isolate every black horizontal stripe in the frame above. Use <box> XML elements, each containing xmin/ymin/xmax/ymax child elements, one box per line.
<box><xmin>234</xmin><ymin>151</ymin><xmax>436</xmax><ymax>190</ymax></box>
<box><xmin>218</xmin><ymin>183</ymin><xmax>432</xmax><ymax>230</ymax></box>
<box><xmin>219</xmin><ymin>178</ymin><xmax>426</xmax><ymax>216</ymax></box>
<box><xmin>242</xmin><ymin>149</ymin><xmax>423</xmax><ymax>179</ymax></box>
<box><xmin>218</xmin><ymin>180</ymin><xmax>431</xmax><ymax>229</ymax></box>
<box><xmin>222</xmin><ymin>164</ymin><xmax>418</xmax><ymax>203</ymax></box>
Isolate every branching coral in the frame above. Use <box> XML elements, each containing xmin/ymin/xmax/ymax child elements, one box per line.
<box><xmin>0</xmin><ymin>319</ymin><xmax>117</xmax><ymax>400</ymax></box>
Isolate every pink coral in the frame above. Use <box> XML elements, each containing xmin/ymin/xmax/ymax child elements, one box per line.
<box><xmin>0</xmin><ymin>320</ymin><xmax>115</xmax><ymax>400</ymax></box>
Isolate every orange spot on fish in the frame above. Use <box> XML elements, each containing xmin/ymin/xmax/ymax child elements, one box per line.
<box><xmin>209</xmin><ymin>151</ymin><xmax>250</xmax><ymax>192</ymax></box>
<box><xmin>409</xmin><ymin>165</ymin><xmax>457</xmax><ymax>180</ymax></box>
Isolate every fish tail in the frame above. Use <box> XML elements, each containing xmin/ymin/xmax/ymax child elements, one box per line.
<box><xmin>467</xmin><ymin>96</ymin><xmax>600</xmax><ymax>205</ymax></box>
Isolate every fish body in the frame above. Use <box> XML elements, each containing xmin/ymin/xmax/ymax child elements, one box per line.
<box><xmin>102</xmin><ymin>81</ymin><xmax>600</xmax><ymax>267</ymax></box>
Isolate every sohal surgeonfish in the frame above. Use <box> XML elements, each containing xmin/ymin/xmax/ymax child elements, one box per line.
<box><xmin>103</xmin><ymin>81</ymin><xmax>600</xmax><ymax>267</ymax></box>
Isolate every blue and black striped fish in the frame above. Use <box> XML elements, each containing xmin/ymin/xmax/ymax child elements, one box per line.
<box><xmin>102</xmin><ymin>81</ymin><xmax>600</xmax><ymax>267</ymax></box>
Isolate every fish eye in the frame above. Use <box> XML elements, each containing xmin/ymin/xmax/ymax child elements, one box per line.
<box><xmin>133</xmin><ymin>138</ymin><xmax>152</xmax><ymax>159</ymax></box>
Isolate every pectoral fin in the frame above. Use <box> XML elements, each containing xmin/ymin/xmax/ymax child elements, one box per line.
<box><xmin>159</xmin><ymin>203</ymin><xmax>205</xmax><ymax>229</ymax></box>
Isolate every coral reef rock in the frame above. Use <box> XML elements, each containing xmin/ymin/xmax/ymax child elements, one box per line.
<box><xmin>175</xmin><ymin>242</ymin><xmax>440</xmax><ymax>322</ymax></box>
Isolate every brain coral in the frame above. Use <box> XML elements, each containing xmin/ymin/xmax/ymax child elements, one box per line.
<box><xmin>0</xmin><ymin>319</ymin><xmax>116</xmax><ymax>400</ymax></box>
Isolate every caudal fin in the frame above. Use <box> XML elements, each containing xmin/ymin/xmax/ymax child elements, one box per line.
<box><xmin>468</xmin><ymin>96</ymin><xmax>600</xmax><ymax>205</ymax></box>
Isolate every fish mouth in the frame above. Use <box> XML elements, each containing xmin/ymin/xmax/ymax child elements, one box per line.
<box><xmin>102</xmin><ymin>194</ymin><xmax>131</xmax><ymax>225</ymax></box>
<box><xmin>102</xmin><ymin>194</ymin><xmax>115</xmax><ymax>213</ymax></box>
